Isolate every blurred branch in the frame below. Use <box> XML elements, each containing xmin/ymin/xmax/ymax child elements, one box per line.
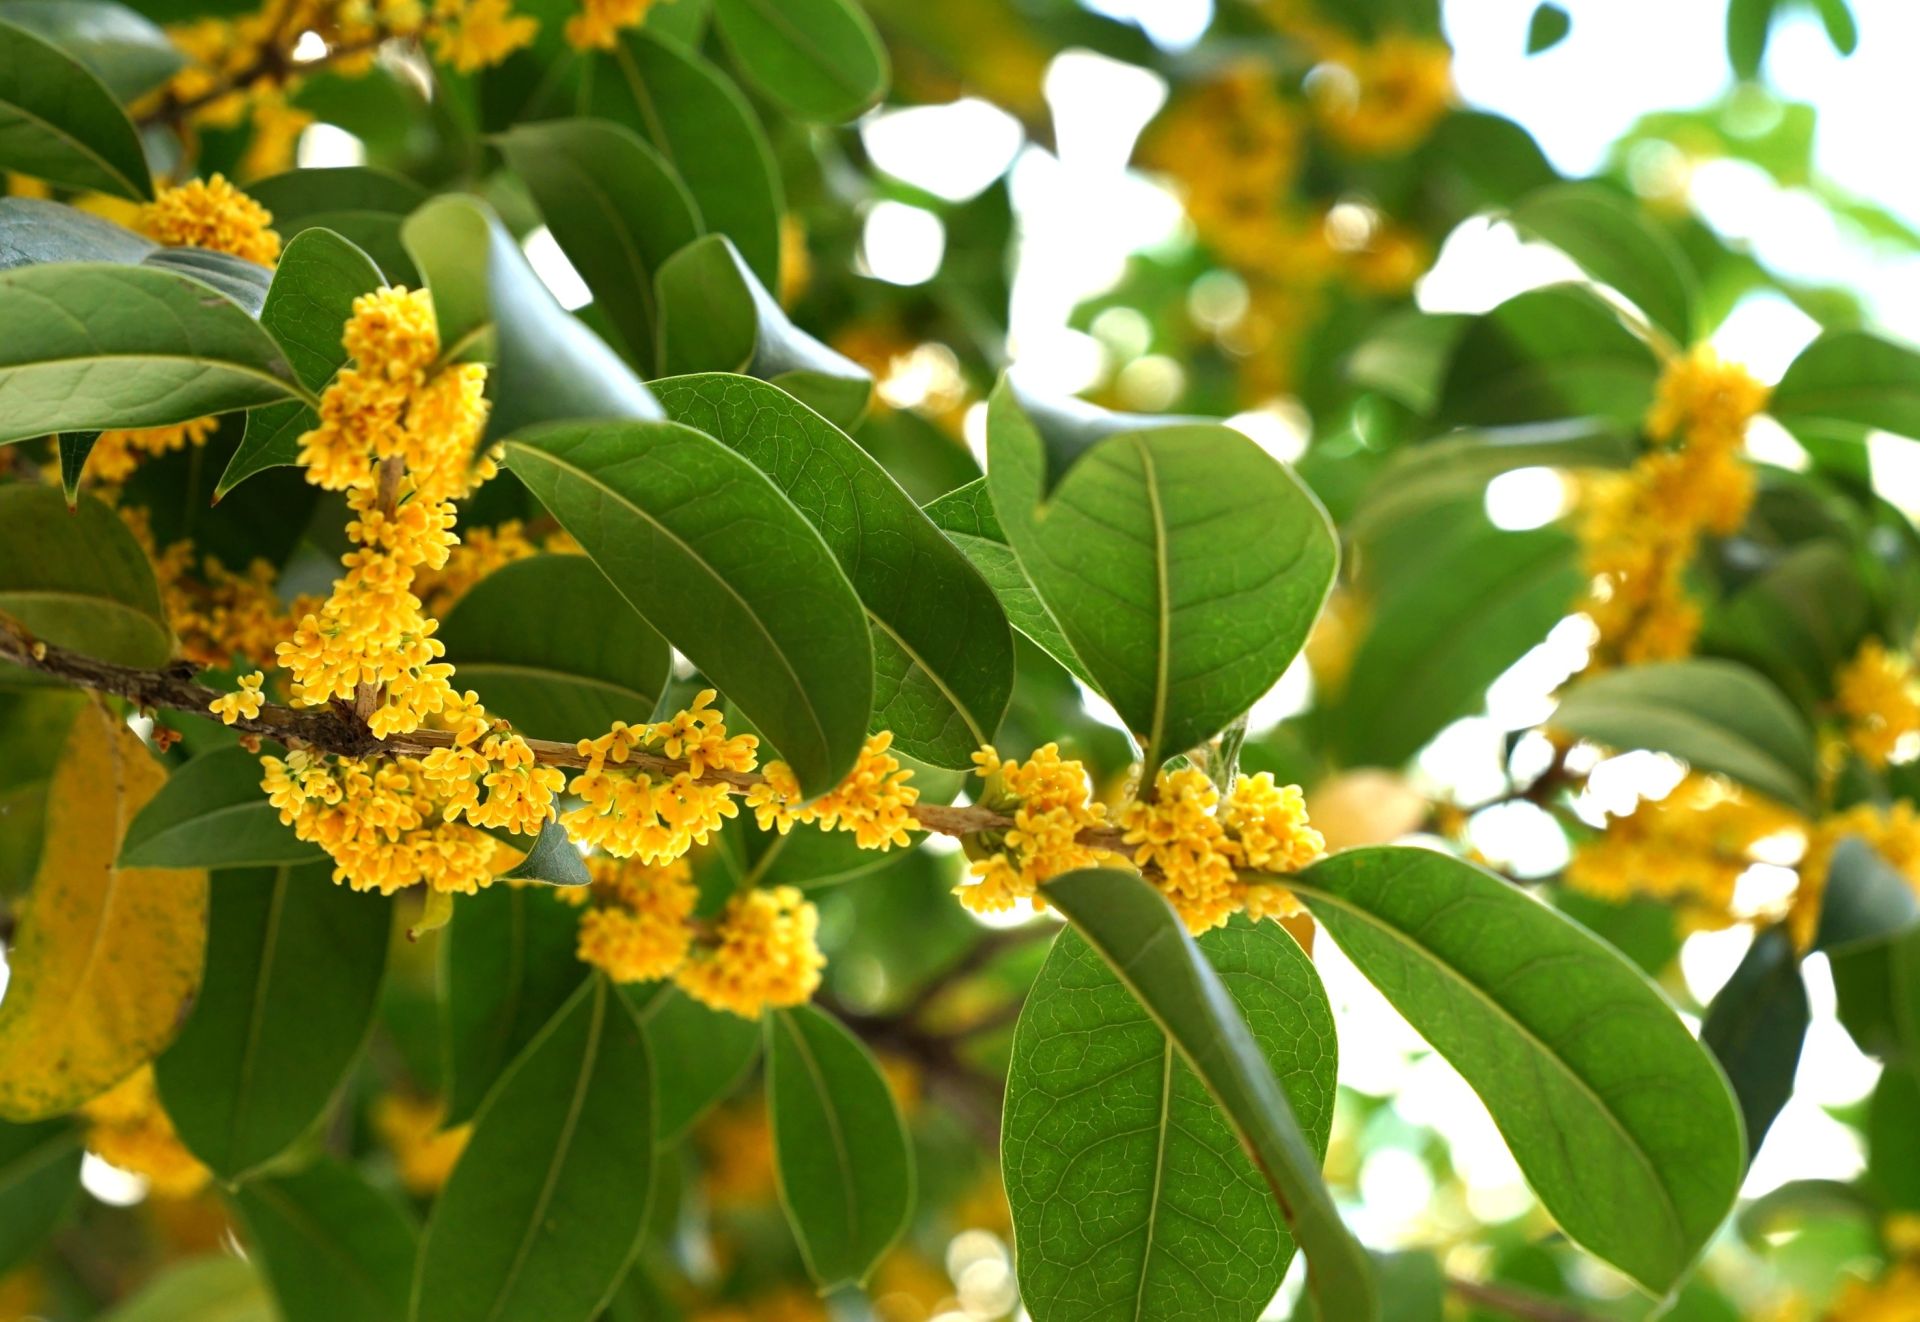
<box><xmin>1446</xmin><ymin>1276</ymin><xmax>1609</xmax><ymax>1322</ymax></box>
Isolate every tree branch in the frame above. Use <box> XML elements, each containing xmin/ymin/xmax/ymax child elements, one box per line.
<box><xmin>1446</xmin><ymin>1276</ymin><xmax>1610</xmax><ymax>1322</ymax></box>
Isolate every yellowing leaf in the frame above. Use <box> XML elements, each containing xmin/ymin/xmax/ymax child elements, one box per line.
<box><xmin>0</xmin><ymin>701</ymin><xmax>208</xmax><ymax>1121</ymax></box>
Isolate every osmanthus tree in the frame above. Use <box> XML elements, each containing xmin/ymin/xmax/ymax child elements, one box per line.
<box><xmin>1</xmin><ymin>0</ymin><xmax>1919</xmax><ymax>1319</ymax></box>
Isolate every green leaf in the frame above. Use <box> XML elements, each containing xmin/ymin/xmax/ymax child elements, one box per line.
<box><xmin>437</xmin><ymin>554</ymin><xmax>670</xmax><ymax>742</ymax></box>
<box><xmin>1290</xmin><ymin>847</ymin><xmax>1744</xmax><ymax>1293</ymax></box>
<box><xmin>1040</xmin><ymin>870</ymin><xmax>1375</xmax><ymax>1322</ymax></box>
<box><xmin>504</xmin><ymin>419</ymin><xmax>873</xmax><ymax>795</ymax></box>
<box><xmin>0</xmin><ymin>0</ymin><xmax>180</xmax><ymax>99</ymax></box>
<box><xmin>657</xmin><ymin>373</ymin><xmax>1011</xmax><ymax>766</ymax></box>
<box><xmin>1435</xmin><ymin>284</ymin><xmax>1659</xmax><ymax>430</ymax></box>
<box><xmin>1525</xmin><ymin>2</ymin><xmax>1570</xmax><ymax>53</ymax></box>
<box><xmin>441</xmin><ymin>883</ymin><xmax>590</xmax><ymax>1126</ymax></box>
<box><xmin>1509</xmin><ymin>183</ymin><xmax>1697</xmax><ymax>343</ymax></box>
<box><xmin>1700</xmin><ymin>927</ymin><xmax>1807</xmax><ymax>1160</ymax></box>
<box><xmin>628</xmin><ymin>982</ymin><xmax>760</xmax><ymax>1143</ymax></box>
<box><xmin>0</xmin><ymin>1117</ymin><xmax>81</xmax><ymax>1273</ymax></box>
<box><xmin>102</xmin><ymin>1257</ymin><xmax>274</xmax><ymax>1322</ymax></box>
<box><xmin>986</xmin><ymin>381</ymin><xmax>1337</xmax><ymax>769</ymax></box>
<box><xmin>712</xmin><ymin>0</ymin><xmax>887</xmax><ymax>123</ymax></box>
<box><xmin>1343</xmin><ymin>310</ymin><xmax>1469</xmax><ymax>413</ymax></box>
<box><xmin>0</xmin><ymin>15</ymin><xmax>150</xmax><ymax>198</ymax></box>
<box><xmin>120</xmin><ymin>746</ymin><xmax>323</xmax><ymax>869</ymax></box>
<box><xmin>415</xmin><ymin>975</ymin><xmax>654</xmax><ymax>1322</ymax></box>
<box><xmin>219</xmin><ymin>226</ymin><xmax>385</xmax><ymax>497</ymax></box>
<box><xmin>0</xmin><ymin>262</ymin><xmax>303</xmax><ymax>445</ymax></box>
<box><xmin>1005</xmin><ymin>921</ymin><xmax>1337</xmax><ymax>1322</ymax></box>
<box><xmin>231</xmin><ymin>1158</ymin><xmax>417</xmax><ymax>1322</ymax></box>
<box><xmin>498</xmin><ymin>820</ymin><xmax>592</xmax><ymax>889</ymax></box>
<box><xmin>247</xmin><ymin>166</ymin><xmax>427</xmax><ymax>285</ymax></box>
<box><xmin>1292</xmin><ymin>1251</ymin><xmax>1444</xmax><ymax>1322</ymax></box>
<box><xmin>1814</xmin><ymin>837</ymin><xmax>1920</xmax><ymax>953</ymax></box>
<box><xmin>1812</xmin><ymin>0</ymin><xmax>1857</xmax><ymax>54</ymax></box>
<box><xmin>922</xmin><ymin>478</ymin><xmax>1096</xmax><ymax>687</ymax></box>
<box><xmin>1551</xmin><ymin>659</ymin><xmax>1819</xmax><ymax>810</ymax></box>
<box><xmin>0</xmin><ymin>193</ymin><xmax>148</xmax><ymax>266</ymax></box>
<box><xmin>1829</xmin><ymin>925</ymin><xmax>1920</xmax><ymax>1064</ymax></box>
<box><xmin>403</xmin><ymin>195</ymin><xmax>663</xmax><ymax>441</ymax></box>
<box><xmin>497</xmin><ymin>117</ymin><xmax>702</xmax><ymax>372</ymax></box>
<box><xmin>143</xmin><ymin>245</ymin><xmax>273</xmax><ymax>315</ymax></box>
<box><xmin>654</xmin><ymin>235</ymin><xmax>870</xmax><ymax>428</ymax></box>
<box><xmin>57</xmin><ymin>429</ymin><xmax>95</xmax><ymax>504</ymax></box>
<box><xmin>155</xmin><ymin>863</ymin><xmax>391</xmax><ymax>1179</ymax></box>
<box><xmin>588</xmin><ymin>30</ymin><xmax>783</xmax><ymax>291</ymax></box>
<box><xmin>1770</xmin><ymin>330</ymin><xmax>1920</xmax><ymax>442</ymax></box>
<box><xmin>1727</xmin><ymin>0</ymin><xmax>1776</xmax><ymax>80</ymax></box>
<box><xmin>764</xmin><ymin>1004</ymin><xmax>913</xmax><ymax>1289</ymax></box>
<box><xmin>0</xmin><ymin>485</ymin><xmax>170</xmax><ymax>668</ymax></box>
<box><xmin>1701</xmin><ymin>541</ymin><xmax>1868</xmax><ymax>713</ymax></box>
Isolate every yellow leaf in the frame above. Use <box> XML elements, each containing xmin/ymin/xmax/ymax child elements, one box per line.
<box><xmin>0</xmin><ymin>701</ymin><xmax>208</xmax><ymax>1120</ymax></box>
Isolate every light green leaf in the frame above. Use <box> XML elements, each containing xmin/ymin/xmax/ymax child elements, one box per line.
<box><xmin>231</xmin><ymin>1158</ymin><xmax>417</xmax><ymax>1322</ymax></box>
<box><xmin>712</xmin><ymin>0</ymin><xmax>887</xmax><ymax>123</ymax></box>
<box><xmin>155</xmin><ymin>863</ymin><xmax>391</xmax><ymax>1179</ymax></box>
<box><xmin>504</xmin><ymin>419</ymin><xmax>873</xmax><ymax>795</ymax></box>
<box><xmin>437</xmin><ymin>554</ymin><xmax>670</xmax><ymax>743</ymax></box>
<box><xmin>657</xmin><ymin>373</ymin><xmax>1011</xmax><ymax>766</ymax></box>
<box><xmin>628</xmin><ymin>982</ymin><xmax>761</xmax><ymax>1143</ymax></box>
<box><xmin>1435</xmin><ymin>284</ymin><xmax>1659</xmax><ymax>429</ymax></box>
<box><xmin>0</xmin><ymin>262</ymin><xmax>303</xmax><ymax>445</ymax></box>
<box><xmin>1509</xmin><ymin>183</ymin><xmax>1697</xmax><ymax>342</ymax></box>
<box><xmin>0</xmin><ymin>1117</ymin><xmax>81</xmax><ymax>1273</ymax></box>
<box><xmin>765</xmin><ymin>1004</ymin><xmax>913</xmax><ymax>1289</ymax></box>
<box><xmin>103</xmin><ymin>1257</ymin><xmax>274</xmax><ymax>1322</ymax></box>
<box><xmin>1005</xmin><ymin>921</ymin><xmax>1337</xmax><ymax>1322</ymax></box>
<box><xmin>0</xmin><ymin>485</ymin><xmax>170</xmax><ymax>668</ymax></box>
<box><xmin>120</xmin><ymin>746</ymin><xmax>322</xmax><ymax>869</ymax></box>
<box><xmin>219</xmin><ymin>226</ymin><xmax>384</xmax><ymax>497</ymax></box>
<box><xmin>1290</xmin><ymin>847</ymin><xmax>1744</xmax><ymax>1293</ymax></box>
<box><xmin>0</xmin><ymin>0</ymin><xmax>180</xmax><ymax>99</ymax></box>
<box><xmin>247</xmin><ymin>165</ymin><xmax>426</xmax><ymax>285</ymax></box>
<box><xmin>1040</xmin><ymin>869</ymin><xmax>1376</xmax><ymax>1322</ymax></box>
<box><xmin>0</xmin><ymin>15</ymin><xmax>150</xmax><ymax>198</ymax></box>
<box><xmin>414</xmin><ymin>976</ymin><xmax>654</xmax><ymax>1322</ymax></box>
<box><xmin>1770</xmin><ymin>329</ymin><xmax>1920</xmax><ymax>442</ymax></box>
<box><xmin>497</xmin><ymin>117</ymin><xmax>702</xmax><ymax>372</ymax></box>
<box><xmin>1551</xmin><ymin>659</ymin><xmax>1819</xmax><ymax>810</ymax></box>
<box><xmin>986</xmin><ymin>381</ymin><xmax>1337</xmax><ymax>769</ymax></box>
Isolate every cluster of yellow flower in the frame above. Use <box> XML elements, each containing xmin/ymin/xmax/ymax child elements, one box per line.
<box><xmin>957</xmin><ymin>743</ymin><xmax>1111</xmax><ymax>915</ymax></box>
<box><xmin>123</xmin><ymin>507</ymin><xmax>319</xmax><ymax>670</ymax></box>
<box><xmin>1836</xmin><ymin>637</ymin><xmax>1920</xmax><ymax>768</ymax></box>
<box><xmin>750</xmin><ymin>731</ymin><xmax>922</xmax><ymax>850</ymax></box>
<box><xmin>87</xmin><ymin>417</ymin><xmax>221</xmax><ymax>486</ymax></box>
<box><xmin>564</xmin><ymin>0</ymin><xmax>651</xmax><ymax>51</ymax></box>
<box><xmin>371</xmin><ymin>1092</ymin><xmax>471</xmax><ymax>1195</ymax></box>
<box><xmin>1306</xmin><ymin>31</ymin><xmax>1456</xmax><ymax>156</ymax></box>
<box><xmin>1578</xmin><ymin>345</ymin><xmax>1768</xmax><ymax>666</ymax></box>
<box><xmin>1790</xmin><ymin>799</ymin><xmax>1920</xmax><ymax>949</ymax></box>
<box><xmin>413</xmin><ymin>518</ymin><xmax>580</xmax><ymax>615</ymax></box>
<box><xmin>79</xmin><ymin>1066</ymin><xmax>210</xmax><ymax>1199</ymax></box>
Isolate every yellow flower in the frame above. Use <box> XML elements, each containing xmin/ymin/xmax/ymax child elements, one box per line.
<box><xmin>954</xmin><ymin>743</ymin><xmax>1109</xmax><ymax>915</ymax></box>
<box><xmin>1646</xmin><ymin>345</ymin><xmax>1771</xmax><ymax>450</ymax></box>
<box><xmin>429</xmin><ymin>0</ymin><xmax>538</xmax><ymax>71</ymax></box>
<box><xmin>574</xmin><ymin>856</ymin><xmax>699</xmax><ymax>983</ymax></box>
<box><xmin>697</xmin><ymin>1099</ymin><xmax>778</xmax><ymax>1207</ymax></box>
<box><xmin>86</xmin><ymin>417</ymin><xmax>220</xmax><ymax>484</ymax></box>
<box><xmin>80</xmin><ymin>1067</ymin><xmax>210</xmax><ymax>1199</ymax></box>
<box><xmin>1791</xmin><ymin>800</ymin><xmax>1920</xmax><ymax>948</ymax></box>
<box><xmin>1310</xmin><ymin>33</ymin><xmax>1453</xmax><ymax>156</ymax></box>
<box><xmin>1836</xmin><ymin>638</ymin><xmax>1920</xmax><ymax>768</ymax></box>
<box><xmin>674</xmin><ymin>886</ymin><xmax>825</xmax><ymax>1019</ymax></box>
<box><xmin>1223</xmin><ymin>772</ymin><xmax>1325</xmax><ymax>873</ymax></box>
<box><xmin>208</xmin><ymin>670</ymin><xmax>266</xmax><ymax>725</ymax></box>
<box><xmin>561</xmin><ymin>692</ymin><xmax>758</xmax><ymax>864</ymax></box>
<box><xmin>564</xmin><ymin>0</ymin><xmax>650</xmax><ymax>50</ymax></box>
<box><xmin>140</xmin><ymin>173</ymin><xmax>281</xmax><ymax>265</ymax></box>
<box><xmin>1818</xmin><ymin>1260</ymin><xmax>1920</xmax><ymax>1322</ymax></box>
<box><xmin>372</xmin><ymin>1094</ymin><xmax>471</xmax><ymax>1195</ymax></box>
<box><xmin>753</xmin><ymin>731</ymin><xmax>920</xmax><ymax>850</ymax></box>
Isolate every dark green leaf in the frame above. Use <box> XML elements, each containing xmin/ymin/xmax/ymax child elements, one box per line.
<box><xmin>504</xmin><ymin>419</ymin><xmax>873</xmax><ymax>795</ymax></box>
<box><xmin>1816</xmin><ymin>837</ymin><xmax>1920</xmax><ymax>953</ymax></box>
<box><xmin>0</xmin><ymin>0</ymin><xmax>180</xmax><ymax>99</ymax></box>
<box><xmin>628</xmin><ymin>982</ymin><xmax>760</xmax><ymax>1143</ymax></box>
<box><xmin>712</xmin><ymin>0</ymin><xmax>887</xmax><ymax>123</ymax></box>
<box><xmin>1551</xmin><ymin>659</ymin><xmax>1819</xmax><ymax>810</ymax></box>
<box><xmin>440</xmin><ymin>883</ymin><xmax>589</xmax><ymax>1127</ymax></box>
<box><xmin>1867</xmin><ymin>1067</ymin><xmax>1920</xmax><ymax>1210</ymax></box>
<box><xmin>0</xmin><ymin>1117</ymin><xmax>81</xmax><ymax>1273</ymax></box>
<box><xmin>1830</xmin><ymin>924</ymin><xmax>1920</xmax><ymax>1065</ymax></box>
<box><xmin>1770</xmin><ymin>330</ymin><xmax>1920</xmax><ymax>442</ymax></box>
<box><xmin>120</xmin><ymin>746</ymin><xmax>322</xmax><ymax>869</ymax></box>
<box><xmin>0</xmin><ymin>15</ymin><xmax>150</xmax><ymax>197</ymax></box>
<box><xmin>1509</xmin><ymin>183</ymin><xmax>1697</xmax><ymax>342</ymax></box>
<box><xmin>155</xmin><ymin>863</ymin><xmax>391</xmax><ymax>1179</ymax></box>
<box><xmin>1701</xmin><ymin>541</ymin><xmax>1868</xmax><ymax>713</ymax></box>
<box><xmin>497</xmin><ymin>117</ymin><xmax>701</xmax><ymax>372</ymax></box>
<box><xmin>0</xmin><ymin>262</ymin><xmax>303</xmax><ymax>445</ymax></box>
<box><xmin>231</xmin><ymin>1158</ymin><xmax>417</xmax><ymax>1322</ymax></box>
<box><xmin>1435</xmin><ymin>284</ymin><xmax>1659</xmax><ymax>430</ymax></box>
<box><xmin>415</xmin><ymin>976</ymin><xmax>654</xmax><ymax>1322</ymax></box>
<box><xmin>986</xmin><ymin>381</ymin><xmax>1337</xmax><ymax>769</ymax></box>
<box><xmin>218</xmin><ymin>226</ymin><xmax>384</xmax><ymax>497</ymax></box>
<box><xmin>0</xmin><ymin>485</ymin><xmax>170</xmax><ymax>667</ymax></box>
<box><xmin>1040</xmin><ymin>870</ymin><xmax>1375</xmax><ymax>1321</ymax></box>
<box><xmin>247</xmin><ymin>166</ymin><xmax>427</xmax><ymax>285</ymax></box>
<box><xmin>1525</xmin><ymin>2</ymin><xmax>1570</xmax><ymax>53</ymax></box>
<box><xmin>56</xmin><ymin>430</ymin><xmax>95</xmax><ymax>504</ymax></box>
<box><xmin>499</xmin><ymin>820</ymin><xmax>592</xmax><ymax>889</ymax></box>
<box><xmin>657</xmin><ymin>373</ymin><xmax>1011</xmax><ymax>766</ymax></box>
<box><xmin>1700</xmin><ymin>926</ymin><xmax>1806</xmax><ymax>1159</ymax></box>
<box><xmin>1291</xmin><ymin>847</ymin><xmax>1744</xmax><ymax>1293</ymax></box>
<box><xmin>1005</xmin><ymin>921</ymin><xmax>1337</xmax><ymax>1322</ymax></box>
<box><xmin>765</xmin><ymin>1004</ymin><xmax>913</xmax><ymax>1289</ymax></box>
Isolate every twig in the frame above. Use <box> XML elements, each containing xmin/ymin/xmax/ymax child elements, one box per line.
<box><xmin>1446</xmin><ymin>1276</ymin><xmax>1610</xmax><ymax>1322</ymax></box>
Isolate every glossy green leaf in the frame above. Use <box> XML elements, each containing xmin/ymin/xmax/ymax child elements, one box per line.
<box><xmin>589</xmin><ymin>31</ymin><xmax>783</xmax><ymax>289</ymax></box>
<box><xmin>247</xmin><ymin>166</ymin><xmax>426</xmax><ymax>284</ymax></box>
<box><xmin>440</xmin><ymin>883</ymin><xmax>589</xmax><ymax>1127</ymax></box>
<box><xmin>437</xmin><ymin>554</ymin><xmax>669</xmax><ymax>742</ymax></box>
<box><xmin>0</xmin><ymin>485</ymin><xmax>170</xmax><ymax>667</ymax></box>
<box><xmin>415</xmin><ymin>975</ymin><xmax>654</xmax><ymax>1322</ymax></box>
<box><xmin>0</xmin><ymin>1117</ymin><xmax>81</xmax><ymax>1273</ymax></box>
<box><xmin>102</xmin><ymin>1257</ymin><xmax>274</xmax><ymax>1322</ymax></box>
<box><xmin>0</xmin><ymin>262</ymin><xmax>303</xmax><ymax>445</ymax></box>
<box><xmin>499</xmin><ymin>820</ymin><xmax>593</xmax><ymax>889</ymax></box>
<box><xmin>657</xmin><ymin>373</ymin><xmax>1010</xmax><ymax>766</ymax></box>
<box><xmin>628</xmin><ymin>982</ymin><xmax>761</xmax><ymax>1143</ymax></box>
<box><xmin>0</xmin><ymin>15</ymin><xmax>150</xmax><ymax>198</ymax></box>
<box><xmin>497</xmin><ymin>117</ymin><xmax>702</xmax><ymax>372</ymax></box>
<box><xmin>57</xmin><ymin>429</ymin><xmax>95</xmax><ymax>503</ymax></box>
<box><xmin>986</xmin><ymin>381</ymin><xmax>1337</xmax><ymax>769</ymax></box>
<box><xmin>1700</xmin><ymin>927</ymin><xmax>1807</xmax><ymax>1160</ymax></box>
<box><xmin>1770</xmin><ymin>330</ymin><xmax>1920</xmax><ymax>442</ymax></box>
<box><xmin>1005</xmin><ymin>921</ymin><xmax>1337</xmax><ymax>1322</ymax></box>
<box><xmin>143</xmin><ymin>245</ymin><xmax>272</xmax><ymax>315</ymax></box>
<box><xmin>1435</xmin><ymin>284</ymin><xmax>1659</xmax><ymax>429</ymax></box>
<box><xmin>765</xmin><ymin>1004</ymin><xmax>913</xmax><ymax>1289</ymax></box>
<box><xmin>1551</xmin><ymin>659</ymin><xmax>1819</xmax><ymax>810</ymax></box>
<box><xmin>232</xmin><ymin>1158</ymin><xmax>417</xmax><ymax>1322</ymax></box>
<box><xmin>1290</xmin><ymin>847</ymin><xmax>1744</xmax><ymax>1293</ymax></box>
<box><xmin>120</xmin><ymin>746</ymin><xmax>322</xmax><ymax>869</ymax></box>
<box><xmin>403</xmin><ymin>195</ymin><xmax>663</xmax><ymax>441</ymax></box>
<box><xmin>219</xmin><ymin>227</ymin><xmax>384</xmax><ymax>497</ymax></box>
<box><xmin>155</xmin><ymin>863</ymin><xmax>391</xmax><ymax>1179</ymax></box>
<box><xmin>0</xmin><ymin>193</ymin><xmax>148</xmax><ymax>266</ymax></box>
<box><xmin>712</xmin><ymin>0</ymin><xmax>887</xmax><ymax>122</ymax></box>
<box><xmin>504</xmin><ymin>419</ymin><xmax>873</xmax><ymax>795</ymax></box>
<box><xmin>1509</xmin><ymin>183</ymin><xmax>1697</xmax><ymax>342</ymax></box>
<box><xmin>0</xmin><ymin>0</ymin><xmax>180</xmax><ymax>99</ymax></box>
<box><xmin>1040</xmin><ymin>870</ymin><xmax>1375</xmax><ymax>1322</ymax></box>
<box><xmin>654</xmin><ymin>234</ymin><xmax>870</xmax><ymax>428</ymax></box>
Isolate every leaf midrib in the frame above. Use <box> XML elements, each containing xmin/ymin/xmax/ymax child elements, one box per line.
<box><xmin>778</xmin><ymin>1012</ymin><xmax>862</xmax><ymax>1271</ymax></box>
<box><xmin>729</xmin><ymin>0</ymin><xmax>872</xmax><ymax>102</ymax></box>
<box><xmin>226</xmin><ymin>867</ymin><xmax>292</xmax><ymax>1172</ymax></box>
